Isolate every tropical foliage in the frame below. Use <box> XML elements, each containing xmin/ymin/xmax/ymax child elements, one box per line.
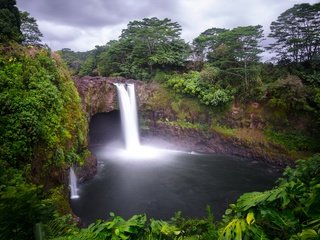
<box><xmin>0</xmin><ymin>45</ymin><xmax>88</xmax><ymax>239</ymax></box>
<box><xmin>0</xmin><ymin>46</ymin><xmax>87</xmax><ymax>169</ymax></box>
<box><xmin>1</xmin><ymin>2</ymin><xmax>320</xmax><ymax>240</ymax></box>
<box><xmin>166</xmin><ymin>71</ymin><xmax>233</xmax><ymax>108</ymax></box>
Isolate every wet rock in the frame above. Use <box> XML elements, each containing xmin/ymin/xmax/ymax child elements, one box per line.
<box><xmin>77</xmin><ymin>153</ymin><xmax>97</xmax><ymax>183</ymax></box>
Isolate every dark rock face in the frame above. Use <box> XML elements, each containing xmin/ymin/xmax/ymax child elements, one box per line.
<box><xmin>73</xmin><ymin>76</ymin><xmax>153</xmax><ymax>119</ymax></box>
<box><xmin>73</xmin><ymin>76</ymin><xmax>118</xmax><ymax>119</ymax></box>
<box><xmin>77</xmin><ymin>154</ymin><xmax>97</xmax><ymax>183</ymax></box>
<box><xmin>142</xmin><ymin>123</ymin><xmax>292</xmax><ymax>166</ymax></box>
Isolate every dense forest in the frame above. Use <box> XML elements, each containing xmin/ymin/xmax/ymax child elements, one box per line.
<box><xmin>0</xmin><ymin>0</ymin><xmax>320</xmax><ymax>239</ymax></box>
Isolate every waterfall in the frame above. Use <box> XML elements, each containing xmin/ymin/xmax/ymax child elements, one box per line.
<box><xmin>69</xmin><ymin>167</ymin><xmax>79</xmax><ymax>199</ymax></box>
<box><xmin>114</xmin><ymin>83</ymin><xmax>140</xmax><ymax>150</ymax></box>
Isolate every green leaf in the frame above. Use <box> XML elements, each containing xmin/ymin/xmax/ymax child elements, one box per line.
<box><xmin>298</xmin><ymin>229</ymin><xmax>318</xmax><ymax>240</ymax></box>
<box><xmin>246</xmin><ymin>212</ymin><xmax>255</xmax><ymax>225</ymax></box>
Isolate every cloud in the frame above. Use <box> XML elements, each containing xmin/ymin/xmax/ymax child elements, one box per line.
<box><xmin>17</xmin><ymin>0</ymin><xmax>178</xmax><ymax>28</ymax></box>
<box><xmin>38</xmin><ymin>21</ymin><xmax>127</xmax><ymax>51</ymax></box>
<box><xmin>16</xmin><ymin>0</ymin><xmax>319</xmax><ymax>52</ymax></box>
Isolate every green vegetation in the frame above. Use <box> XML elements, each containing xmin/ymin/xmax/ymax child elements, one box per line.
<box><xmin>20</xmin><ymin>11</ymin><xmax>43</xmax><ymax>46</ymax></box>
<box><xmin>166</xmin><ymin>71</ymin><xmax>233</xmax><ymax>109</ymax></box>
<box><xmin>210</xmin><ymin>125</ymin><xmax>236</xmax><ymax>137</ymax></box>
<box><xmin>0</xmin><ymin>168</ymin><xmax>55</xmax><ymax>240</ymax></box>
<box><xmin>56</xmin><ymin>48</ymin><xmax>91</xmax><ymax>75</ymax></box>
<box><xmin>265</xmin><ymin>128</ymin><xmax>319</xmax><ymax>152</ymax></box>
<box><xmin>0</xmin><ymin>45</ymin><xmax>87</xmax><ymax>169</ymax></box>
<box><xmin>0</xmin><ymin>44</ymin><xmax>88</xmax><ymax>239</ymax></box>
<box><xmin>72</xmin><ymin>17</ymin><xmax>190</xmax><ymax>79</ymax></box>
<box><xmin>268</xmin><ymin>3</ymin><xmax>320</xmax><ymax>63</ymax></box>
<box><xmin>1</xmin><ymin>1</ymin><xmax>320</xmax><ymax>239</ymax></box>
<box><xmin>75</xmin><ymin>29</ymin><xmax>185</xmax><ymax>78</ymax></box>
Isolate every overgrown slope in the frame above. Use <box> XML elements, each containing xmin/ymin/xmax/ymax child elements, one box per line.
<box><xmin>0</xmin><ymin>44</ymin><xmax>88</xmax><ymax>239</ymax></box>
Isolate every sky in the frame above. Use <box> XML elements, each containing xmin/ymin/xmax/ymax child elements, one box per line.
<box><xmin>16</xmin><ymin>0</ymin><xmax>319</xmax><ymax>53</ymax></box>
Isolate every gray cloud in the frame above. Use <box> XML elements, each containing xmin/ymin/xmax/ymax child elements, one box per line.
<box><xmin>16</xmin><ymin>0</ymin><xmax>319</xmax><ymax>53</ymax></box>
<box><xmin>17</xmin><ymin>0</ymin><xmax>178</xmax><ymax>28</ymax></box>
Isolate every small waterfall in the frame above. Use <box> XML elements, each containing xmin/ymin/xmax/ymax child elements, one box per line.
<box><xmin>69</xmin><ymin>167</ymin><xmax>79</xmax><ymax>199</ymax></box>
<box><xmin>114</xmin><ymin>83</ymin><xmax>140</xmax><ymax>150</ymax></box>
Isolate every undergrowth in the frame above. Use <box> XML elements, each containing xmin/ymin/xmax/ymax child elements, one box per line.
<box><xmin>265</xmin><ymin>128</ymin><xmax>320</xmax><ymax>152</ymax></box>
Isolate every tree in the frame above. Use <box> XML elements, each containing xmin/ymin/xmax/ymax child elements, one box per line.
<box><xmin>20</xmin><ymin>11</ymin><xmax>43</xmax><ymax>45</ymax></box>
<box><xmin>204</xmin><ymin>26</ymin><xmax>264</xmax><ymax>92</ymax></box>
<box><xmin>223</xmin><ymin>25</ymin><xmax>264</xmax><ymax>90</ymax></box>
<box><xmin>192</xmin><ymin>27</ymin><xmax>227</xmax><ymax>62</ymax></box>
<box><xmin>79</xmin><ymin>45</ymin><xmax>105</xmax><ymax>76</ymax></box>
<box><xmin>97</xmin><ymin>40</ymin><xmax>132</xmax><ymax>77</ymax></box>
<box><xmin>116</xmin><ymin>17</ymin><xmax>190</xmax><ymax>79</ymax></box>
<box><xmin>57</xmin><ymin>48</ymin><xmax>91</xmax><ymax>75</ymax></box>
<box><xmin>268</xmin><ymin>3</ymin><xmax>320</xmax><ymax>63</ymax></box>
<box><xmin>0</xmin><ymin>0</ymin><xmax>22</xmax><ymax>43</ymax></box>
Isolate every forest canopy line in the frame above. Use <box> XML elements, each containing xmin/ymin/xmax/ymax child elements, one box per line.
<box><xmin>59</xmin><ymin>3</ymin><xmax>320</xmax><ymax>77</ymax></box>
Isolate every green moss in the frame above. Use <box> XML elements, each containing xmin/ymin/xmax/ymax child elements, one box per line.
<box><xmin>161</xmin><ymin>119</ymin><xmax>207</xmax><ymax>130</ymax></box>
<box><xmin>211</xmin><ymin>124</ymin><xmax>236</xmax><ymax>137</ymax></box>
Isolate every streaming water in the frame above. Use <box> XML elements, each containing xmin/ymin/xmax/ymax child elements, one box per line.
<box><xmin>69</xmin><ymin>167</ymin><xmax>79</xmax><ymax>199</ymax></box>
<box><xmin>114</xmin><ymin>83</ymin><xmax>140</xmax><ymax>150</ymax></box>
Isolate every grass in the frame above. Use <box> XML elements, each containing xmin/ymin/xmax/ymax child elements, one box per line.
<box><xmin>210</xmin><ymin>124</ymin><xmax>236</xmax><ymax>137</ymax></box>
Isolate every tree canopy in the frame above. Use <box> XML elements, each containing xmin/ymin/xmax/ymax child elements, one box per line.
<box><xmin>0</xmin><ymin>0</ymin><xmax>22</xmax><ymax>43</ymax></box>
<box><xmin>96</xmin><ymin>17</ymin><xmax>190</xmax><ymax>79</ymax></box>
<box><xmin>20</xmin><ymin>11</ymin><xmax>43</xmax><ymax>45</ymax></box>
<box><xmin>268</xmin><ymin>3</ymin><xmax>320</xmax><ymax>63</ymax></box>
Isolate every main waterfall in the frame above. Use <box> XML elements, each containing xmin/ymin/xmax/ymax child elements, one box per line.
<box><xmin>114</xmin><ymin>83</ymin><xmax>140</xmax><ymax>150</ymax></box>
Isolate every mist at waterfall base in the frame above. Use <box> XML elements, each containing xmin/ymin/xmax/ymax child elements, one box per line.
<box><xmin>71</xmin><ymin>84</ymin><xmax>281</xmax><ymax>226</ymax></box>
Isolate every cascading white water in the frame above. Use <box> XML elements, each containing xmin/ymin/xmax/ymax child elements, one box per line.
<box><xmin>69</xmin><ymin>167</ymin><xmax>79</xmax><ymax>199</ymax></box>
<box><xmin>114</xmin><ymin>83</ymin><xmax>140</xmax><ymax>150</ymax></box>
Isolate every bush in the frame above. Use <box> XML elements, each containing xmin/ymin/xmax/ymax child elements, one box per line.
<box><xmin>166</xmin><ymin>71</ymin><xmax>233</xmax><ymax>109</ymax></box>
<box><xmin>220</xmin><ymin>154</ymin><xmax>320</xmax><ymax>239</ymax></box>
<box><xmin>0</xmin><ymin>169</ymin><xmax>55</xmax><ymax>240</ymax></box>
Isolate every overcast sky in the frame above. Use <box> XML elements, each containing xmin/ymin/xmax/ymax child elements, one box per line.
<box><xmin>17</xmin><ymin>0</ymin><xmax>319</xmax><ymax>53</ymax></box>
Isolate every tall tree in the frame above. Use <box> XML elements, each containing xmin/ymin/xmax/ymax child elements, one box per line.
<box><xmin>268</xmin><ymin>3</ymin><xmax>320</xmax><ymax>63</ymax></box>
<box><xmin>118</xmin><ymin>17</ymin><xmax>190</xmax><ymax>78</ymax></box>
<box><xmin>206</xmin><ymin>25</ymin><xmax>264</xmax><ymax>91</ymax></box>
<box><xmin>20</xmin><ymin>11</ymin><xmax>43</xmax><ymax>45</ymax></box>
<box><xmin>192</xmin><ymin>27</ymin><xmax>227</xmax><ymax>62</ymax></box>
<box><xmin>97</xmin><ymin>40</ymin><xmax>133</xmax><ymax>77</ymax></box>
<box><xmin>0</xmin><ymin>0</ymin><xmax>22</xmax><ymax>43</ymax></box>
<box><xmin>223</xmin><ymin>25</ymin><xmax>264</xmax><ymax>89</ymax></box>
